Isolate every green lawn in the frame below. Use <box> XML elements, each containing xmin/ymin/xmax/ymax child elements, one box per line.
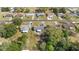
<box><xmin>69</xmin><ymin>16</ymin><xmax>79</xmax><ymax>22</ymax></box>
<box><xmin>37</xmin><ymin>16</ymin><xmax>47</xmax><ymax>20</ymax></box>
<box><xmin>23</xmin><ymin>16</ymin><xmax>32</xmax><ymax>20</ymax></box>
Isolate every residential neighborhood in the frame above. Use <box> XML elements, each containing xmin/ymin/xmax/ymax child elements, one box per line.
<box><xmin>0</xmin><ymin>7</ymin><xmax>79</xmax><ymax>51</ymax></box>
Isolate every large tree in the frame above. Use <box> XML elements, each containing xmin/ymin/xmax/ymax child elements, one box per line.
<box><xmin>7</xmin><ymin>34</ymin><xmax>28</xmax><ymax>51</ymax></box>
<box><xmin>59</xmin><ymin>8</ymin><xmax>66</xmax><ymax>14</ymax></box>
<box><xmin>12</xmin><ymin>17</ymin><xmax>22</xmax><ymax>26</ymax></box>
<box><xmin>39</xmin><ymin>27</ymin><xmax>64</xmax><ymax>51</ymax></box>
<box><xmin>53</xmin><ymin>8</ymin><xmax>59</xmax><ymax>16</ymax></box>
<box><xmin>44</xmin><ymin>27</ymin><xmax>64</xmax><ymax>46</ymax></box>
<box><xmin>24</xmin><ymin>8</ymin><xmax>30</xmax><ymax>13</ymax></box>
<box><xmin>1</xmin><ymin>24</ymin><xmax>17</xmax><ymax>38</ymax></box>
<box><xmin>1</xmin><ymin>7</ymin><xmax>10</xmax><ymax>12</ymax></box>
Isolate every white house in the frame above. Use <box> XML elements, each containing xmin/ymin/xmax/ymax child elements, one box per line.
<box><xmin>25</xmin><ymin>13</ymin><xmax>35</xmax><ymax>16</ymax></box>
<box><xmin>47</xmin><ymin>13</ymin><xmax>54</xmax><ymax>20</ymax></box>
<box><xmin>20</xmin><ymin>22</ymin><xmax>32</xmax><ymax>33</ymax></box>
<box><xmin>35</xmin><ymin>13</ymin><xmax>45</xmax><ymax>16</ymax></box>
<box><xmin>20</xmin><ymin>25</ymin><xmax>29</xmax><ymax>33</ymax></box>
<box><xmin>34</xmin><ymin>25</ymin><xmax>45</xmax><ymax>32</ymax></box>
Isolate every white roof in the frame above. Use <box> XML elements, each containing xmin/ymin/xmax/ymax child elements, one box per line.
<box><xmin>20</xmin><ymin>25</ymin><xmax>29</xmax><ymax>33</ymax></box>
<box><xmin>26</xmin><ymin>13</ymin><xmax>35</xmax><ymax>16</ymax></box>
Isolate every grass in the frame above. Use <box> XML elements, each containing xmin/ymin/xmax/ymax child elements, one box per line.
<box><xmin>69</xmin><ymin>16</ymin><xmax>79</xmax><ymax>22</ymax></box>
<box><xmin>23</xmin><ymin>16</ymin><xmax>32</xmax><ymax>20</ymax></box>
<box><xmin>26</xmin><ymin>30</ymin><xmax>38</xmax><ymax>50</ymax></box>
<box><xmin>69</xmin><ymin>33</ymin><xmax>79</xmax><ymax>43</ymax></box>
<box><xmin>37</xmin><ymin>16</ymin><xmax>47</xmax><ymax>20</ymax></box>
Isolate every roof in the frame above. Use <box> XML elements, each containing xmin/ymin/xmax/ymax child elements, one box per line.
<box><xmin>20</xmin><ymin>25</ymin><xmax>29</xmax><ymax>32</ymax></box>
<box><xmin>58</xmin><ymin>13</ymin><xmax>65</xmax><ymax>17</ymax></box>
<box><xmin>70</xmin><ymin>13</ymin><xmax>78</xmax><ymax>16</ymax></box>
<box><xmin>4</xmin><ymin>14</ymin><xmax>13</xmax><ymax>17</ymax></box>
<box><xmin>25</xmin><ymin>13</ymin><xmax>35</xmax><ymax>16</ymax></box>
<box><xmin>36</xmin><ymin>13</ymin><xmax>45</xmax><ymax>15</ymax></box>
<box><xmin>61</xmin><ymin>21</ymin><xmax>75</xmax><ymax>29</ymax></box>
<box><xmin>15</xmin><ymin>13</ymin><xmax>23</xmax><ymax>17</ymax></box>
<box><xmin>34</xmin><ymin>25</ymin><xmax>45</xmax><ymax>32</ymax></box>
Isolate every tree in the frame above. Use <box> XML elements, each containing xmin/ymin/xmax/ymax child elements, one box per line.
<box><xmin>39</xmin><ymin>27</ymin><xmax>64</xmax><ymax>51</ymax></box>
<box><xmin>1</xmin><ymin>24</ymin><xmax>17</xmax><ymax>38</ymax></box>
<box><xmin>46</xmin><ymin>44</ymin><xmax>54</xmax><ymax>51</ymax></box>
<box><xmin>39</xmin><ymin>42</ymin><xmax>46</xmax><ymax>51</ymax></box>
<box><xmin>7</xmin><ymin>42</ymin><xmax>22</xmax><ymax>51</ymax></box>
<box><xmin>24</xmin><ymin>8</ymin><xmax>30</xmax><ymax>13</ymax></box>
<box><xmin>12</xmin><ymin>17</ymin><xmax>22</xmax><ymax>26</ymax></box>
<box><xmin>59</xmin><ymin>8</ymin><xmax>66</xmax><ymax>14</ymax></box>
<box><xmin>7</xmin><ymin>34</ymin><xmax>28</xmax><ymax>51</ymax></box>
<box><xmin>53</xmin><ymin>8</ymin><xmax>59</xmax><ymax>16</ymax></box>
<box><xmin>35</xmin><ymin>7</ymin><xmax>47</xmax><ymax>13</ymax></box>
<box><xmin>15</xmin><ymin>8</ymin><xmax>24</xmax><ymax>13</ymax></box>
<box><xmin>1</xmin><ymin>7</ymin><xmax>10</xmax><ymax>12</ymax></box>
<box><xmin>75</xmin><ymin>25</ymin><xmax>79</xmax><ymax>32</ymax></box>
<box><xmin>44</xmin><ymin>27</ymin><xmax>64</xmax><ymax>46</ymax></box>
<box><xmin>17</xmin><ymin>34</ymin><xmax>27</xmax><ymax>45</ymax></box>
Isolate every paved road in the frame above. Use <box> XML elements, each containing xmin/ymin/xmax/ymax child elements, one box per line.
<box><xmin>0</xmin><ymin>19</ymin><xmax>79</xmax><ymax>25</ymax></box>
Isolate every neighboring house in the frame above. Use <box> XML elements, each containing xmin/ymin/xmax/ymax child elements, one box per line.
<box><xmin>15</xmin><ymin>13</ymin><xmax>24</xmax><ymax>19</ymax></box>
<box><xmin>61</xmin><ymin>21</ymin><xmax>76</xmax><ymax>31</ymax></box>
<box><xmin>70</xmin><ymin>13</ymin><xmax>78</xmax><ymax>17</ymax></box>
<box><xmin>35</xmin><ymin>13</ymin><xmax>45</xmax><ymax>20</ymax></box>
<box><xmin>47</xmin><ymin>13</ymin><xmax>54</xmax><ymax>20</ymax></box>
<box><xmin>34</xmin><ymin>25</ymin><xmax>45</xmax><ymax>34</ymax></box>
<box><xmin>58</xmin><ymin>13</ymin><xmax>65</xmax><ymax>18</ymax></box>
<box><xmin>4</xmin><ymin>14</ymin><xmax>13</xmax><ymax>18</ymax></box>
<box><xmin>3</xmin><ymin>13</ymin><xmax>13</xmax><ymax>20</ymax></box>
<box><xmin>35</xmin><ymin>13</ymin><xmax>45</xmax><ymax>17</ymax></box>
<box><xmin>68</xmin><ymin>8</ymin><xmax>78</xmax><ymax>13</ymax></box>
<box><xmin>25</xmin><ymin>13</ymin><xmax>35</xmax><ymax>16</ymax></box>
<box><xmin>5</xmin><ymin>21</ymin><xmax>13</xmax><ymax>24</ymax></box>
<box><xmin>20</xmin><ymin>22</ymin><xmax>32</xmax><ymax>33</ymax></box>
<box><xmin>25</xmin><ymin>13</ymin><xmax>35</xmax><ymax>20</ymax></box>
<box><xmin>20</xmin><ymin>25</ymin><xmax>29</xmax><ymax>33</ymax></box>
<box><xmin>0</xmin><ymin>21</ymin><xmax>5</xmax><ymax>25</ymax></box>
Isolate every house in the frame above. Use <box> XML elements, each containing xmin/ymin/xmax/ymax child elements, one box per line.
<box><xmin>20</xmin><ymin>25</ymin><xmax>29</xmax><ymax>33</ymax></box>
<box><xmin>68</xmin><ymin>8</ymin><xmax>78</xmax><ymax>13</ymax></box>
<box><xmin>25</xmin><ymin>13</ymin><xmax>35</xmax><ymax>16</ymax></box>
<box><xmin>20</xmin><ymin>22</ymin><xmax>32</xmax><ymax>33</ymax></box>
<box><xmin>35</xmin><ymin>13</ymin><xmax>45</xmax><ymax>17</ymax></box>
<box><xmin>34</xmin><ymin>22</ymin><xmax>46</xmax><ymax>33</ymax></box>
<box><xmin>47</xmin><ymin>13</ymin><xmax>54</xmax><ymax>20</ymax></box>
<box><xmin>15</xmin><ymin>13</ymin><xmax>24</xmax><ymax>19</ymax></box>
<box><xmin>58</xmin><ymin>13</ymin><xmax>65</xmax><ymax>18</ymax></box>
<box><xmin>34</xmin><ymin>25</ymin><xmax>45</xmax><ymax>33</ymax></box>
<box><xmin>0</xmin><ymin>21</ymin><xmax>5</xmax><ymax>25</ymax></box>
<box><xmin>4</xmin><ymin>14</ymin><xmax>13</xmax><ymax>18</ymax></box>
<box><xmin>3</xmin><ymin>14</ymin><xmax>13</xmax><ymax>20</ymax></box>
<box><xmin>70</xmin><ymin>13</ymin><xmax>78</xmax><ymax>17</ymax></box>
<box><xmin>61</xmin><ymin>21</ymin><xmax>76</xmax><ymax>31</ymax></box>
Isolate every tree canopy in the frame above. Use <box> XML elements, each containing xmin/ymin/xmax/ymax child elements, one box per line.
<box><xmin>12</xmin><ymin>17</ymin><xmax>22</xmax><ymax>26</ymax></box>
<box><xmin>0</xmin><ymin>24</ymin><xmax>17</xmax><ymax>38</ymax></box>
